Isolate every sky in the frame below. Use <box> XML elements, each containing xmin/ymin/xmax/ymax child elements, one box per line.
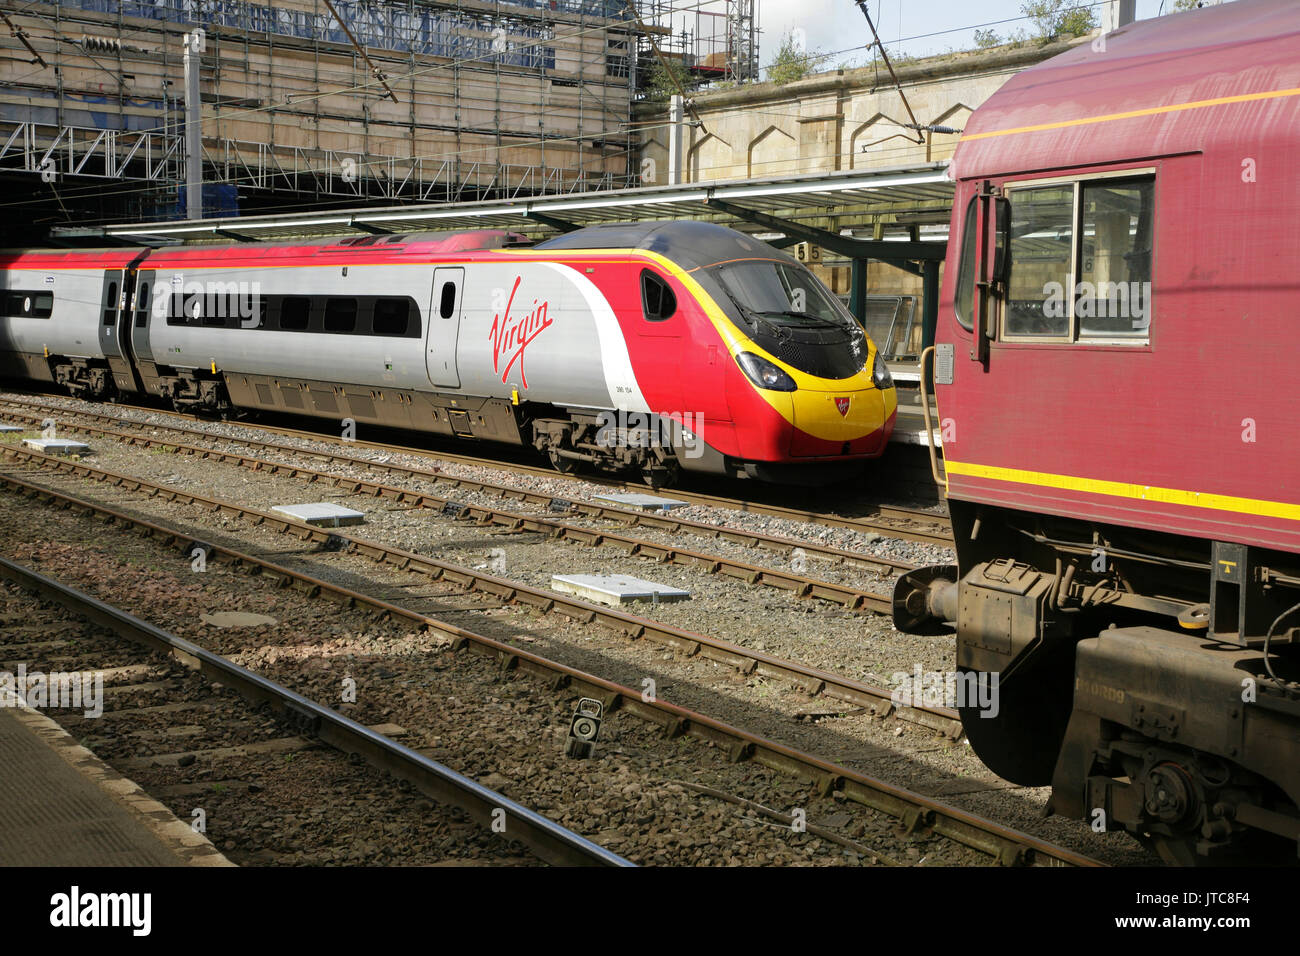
<box><xmin>666</xmin><ymin>0</ymin><xmax>1235</xmax><ymax>77</ymax></box>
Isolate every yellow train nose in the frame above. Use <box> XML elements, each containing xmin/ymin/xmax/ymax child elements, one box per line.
<box><xmin>791</xmin><ymin>385</ymin><xmax>895</xmax><ymax>443</ymax></box>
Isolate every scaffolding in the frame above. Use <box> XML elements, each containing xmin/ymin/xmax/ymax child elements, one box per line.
<box><xmin>0</xmin><ymin>0</ymin><xmax>645</xmax><ymax>226</ymax></box>
<box><xmin>637</xmin><ymin>0</ymin><xmax>758</xmax><ymax>85</ymax></box>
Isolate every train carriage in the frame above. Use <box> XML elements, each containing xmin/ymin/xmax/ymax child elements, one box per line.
<box><xmin>0</xmin><ymin>249</ymin><xmax>144</xmax><ymax>398</ymax></box>
<box><xmin>0</xmin><ymin>221</ymin><xmax>897</xmax><ymax>486</ymax></box>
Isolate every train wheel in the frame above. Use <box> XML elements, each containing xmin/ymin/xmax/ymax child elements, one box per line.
<box><xmin>957</xmin><ymin>643</ymin><xmax>1075</xmax><ymax>786</ymax></box>
<box><xmin>640</xmin><ymin>459</ymin><xmax>678</xmax><ymax>490</ymax></box>
<box><xmin>547</xmin><ymin>449</ymin><xmax>579</xmax><ymax>475</ymax></box>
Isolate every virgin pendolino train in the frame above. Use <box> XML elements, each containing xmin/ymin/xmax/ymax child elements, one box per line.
<box><xmin>895</xmin><ymin>0</ymin><xmax>1300</xmax><ymax>863</ymax></box>
<box><xmin>0</xmin><ymin>221</ymin><xmax>895</xmax><ymax>487</ymax></box>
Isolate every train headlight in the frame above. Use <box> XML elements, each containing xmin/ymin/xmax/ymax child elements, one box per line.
<box><xmin>872</xmin><ymin>351</ymin><xmax>893</xmax><ymax>390</ymax></box>
<box><xmin>736</xmin><ymin>352</ymin><xmax>797</xmax><ymax>392</ymax></box>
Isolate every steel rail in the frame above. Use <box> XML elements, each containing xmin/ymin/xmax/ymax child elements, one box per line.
<box><xmin>0</xmin><ymin>405</ymin><xmax>895</xmax><ymax>613</ymax></box>
<box><xmin>0</xmin><ymin>393</ymin><xmax>953</xmax><ymax>545</ymax></box>
<box><xmin>0</xmin><ymin>553</ymin><xmax>631</xmax><ymax>867</ymax></box>
<box><xmin>0</xmin><ymin>466</ymin><xmax>1100</xmax><ymax>866</ymax></box>
<box><xmin>0</xmin><ymin>398</ymin><xmax>920</xmax><ymax>572</ymax></box>
<box><xmin>0</xmin><ymin>443</ymin><xmax>961</xmax><ymax>737</ymax></box>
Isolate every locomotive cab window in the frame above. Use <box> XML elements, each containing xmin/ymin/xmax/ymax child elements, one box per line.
<box><xmin>995</xmin><ymin>172</ymin><xmax>1155</xmax><ymax>344</ymax></box>
<box><xmin>954</xmin><ymin>199</ymin><xmax>977</xmax><ymax>331</ymax></box>
<box><xmin>1004</xmin><ymin>184</ymin><xmax>1074</xmax><ymax>338</ymax></box>
<box><xmin>641</xmin><ymin>270</ymin><xmax>676</xmax><ymax>321</ymax></box>
<box><xmin>1078</xmin><ymin>179</ymin><xmax>1153</xmax><ymax>339</ymax></box>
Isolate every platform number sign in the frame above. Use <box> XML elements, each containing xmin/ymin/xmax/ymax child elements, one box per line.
<box><xmin>794</xmin><ymin>242</ymin><xmax>821</xmax><ymax>264</ymax></box>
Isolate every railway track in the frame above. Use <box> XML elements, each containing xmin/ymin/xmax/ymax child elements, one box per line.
<box><xmin>0</xmin><ymin>392</ymin><xmax>953</xmax><ymax>546</ymax></box>
<box><xmin>0</xmin><ymin>554</ymin><xmax>628</xmax><ymax>867</ymax></box>
<box><xmin>0</xmin><ymin>458</ymin><xmax>1097</xmax><ymax>866</ymax></box>
<box><xmin>0</xmin><ymin>402</ymin><xmax>901</xmax><ymax>613</ymax></box>
<box><xmin>0</xmin><ymin>440</ymin><xmax>960</xmax><ymax>738</ymax></box>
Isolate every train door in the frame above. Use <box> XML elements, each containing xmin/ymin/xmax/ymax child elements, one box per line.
<box><xmin>128</xmin><ymin>270</ymin><xmax>159</xmax><ymax>394</ymax></box>
<box><xmin>633</xmin><ymin>268</ymin><xmax>685</xmax><ymax>414</ymax></box>
<box><xmin>96</xmin><ymin>269</ymin><xmax>134</xmax><ymax>395</ymax></box>
<box><xmin>426</xmin><ymin>267</ymin><xmax>463</xmax><ymax>388</ymax></box>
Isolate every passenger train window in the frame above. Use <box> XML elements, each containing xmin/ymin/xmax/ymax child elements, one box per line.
<box><xmin>324</xmin><ymin>298</ymin><xmax>357</xmax><ymax>333</ymax></box>
<box><xmin>372</xmin><ymin>298</ymin><xmax>410</xmax><ymax>336</ymax></box>
<box><xmin>641</xmin><ymin>270</ymin><xmax>676</xmax><ymax>321</ymax></box>
<box><xmin>438</xmin><ymin>282</ymin><xmax>457</xmax><ymax>320</ymax></box>
<box><xmin>135</xmin><ymin>283</ymin><xmax>150</xmax><ymax>327</ymax></box>
<box><xmin>202</xmin><ymin>296</ymin><xmax>229</xmax><ymax>327</ymax></box>
<box><xmin>279</xmin><ymin>297</ymin><xmax>311</xmax><ymax>331</ymax></box>
<box><xmin>3</xmin><ymin>290</ymin><xmax>54</xmax><ymax>318</ymax></box>
<box><xmin>167</xmin><ymin>291</ymin><xmax>204</xmax><ymax>325</ymax></box>
<box><xmin>103</xmin><ymin>281</ymin><xmax>119</xmax><ymax>326</ymax></box>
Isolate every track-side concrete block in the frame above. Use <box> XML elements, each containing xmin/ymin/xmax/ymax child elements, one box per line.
<box><xmin>551</xmin><ymin>573</ymin><xmax>690</xmax><ymax>607</ymax></box>
<box><xmin>270</xmin><ymin>503</ymin><xmax>365</xmax><ymax>527</ymax></box>
<box><xmin>22</xmin><ymin>438</ymin><xmax>90</xmax><ymax>455</ymax></box>
<box><xmin>593</xmin><ymin>493</ymin><xmax>689</xmax><ymax>511</ymax></box>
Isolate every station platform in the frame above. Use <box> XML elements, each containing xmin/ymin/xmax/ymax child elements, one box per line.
<box><xmin>889</xmin><ymin>376</ymin><xmax>941</xmax><ymax>448</ymax></box>
<box><xmin>0</xmin><ymin>701</ymin><xmax>232</xmax><ymax>867</ymax></box>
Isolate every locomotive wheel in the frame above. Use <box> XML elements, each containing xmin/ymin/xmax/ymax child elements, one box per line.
<box><xmin>640</xmin><ymin>460</ymin><xmax>678</xmax><ymax>490</ymax></box>
<box><xmin>957</xmin><ymin>643</ymin><xmax>1076</xmax><ymax>786</ymax></box>
<box><xmin>547</xmin><ymin>449</ymin><xmax>579</xmax><ymax>474</ymax></box>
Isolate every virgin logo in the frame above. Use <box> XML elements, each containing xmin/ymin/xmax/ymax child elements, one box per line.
<box><xmin>489</xmin><ymin>275</ymin><xmax>553</xmax><ymax>388</ymax></box>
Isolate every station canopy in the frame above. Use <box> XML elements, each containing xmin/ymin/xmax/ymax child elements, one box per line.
<box><xmin>63</xmin><ymin>162</ymin><xmax>954</xmax><ymax>245</ymax></box>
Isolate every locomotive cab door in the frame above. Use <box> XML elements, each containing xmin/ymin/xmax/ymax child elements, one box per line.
<box><xmin>426</xmin><ymin>267</ymin><xmax>463</xmax><ymax>388</ymax></box>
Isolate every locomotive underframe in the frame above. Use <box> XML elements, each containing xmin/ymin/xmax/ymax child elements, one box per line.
<box><xmin>530</xmin><ymin>410</ymin><xmax>730</xmax><ymax>488</ymax></box>
<box><xmin>896</xmin><ymin>499</ymin><xmax>1300</xmax><ymax>863</ymax></box>
<box><xmin>178</xmin><ymin>368</ymin><xmax>725</xmax><ymax>484</ymax></box>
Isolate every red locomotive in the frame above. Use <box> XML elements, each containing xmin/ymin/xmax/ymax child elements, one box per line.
<box><xmin>895</xmin><ymin>0</ymin><xmax>1300</xmax><ymax>862</ymax></box>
